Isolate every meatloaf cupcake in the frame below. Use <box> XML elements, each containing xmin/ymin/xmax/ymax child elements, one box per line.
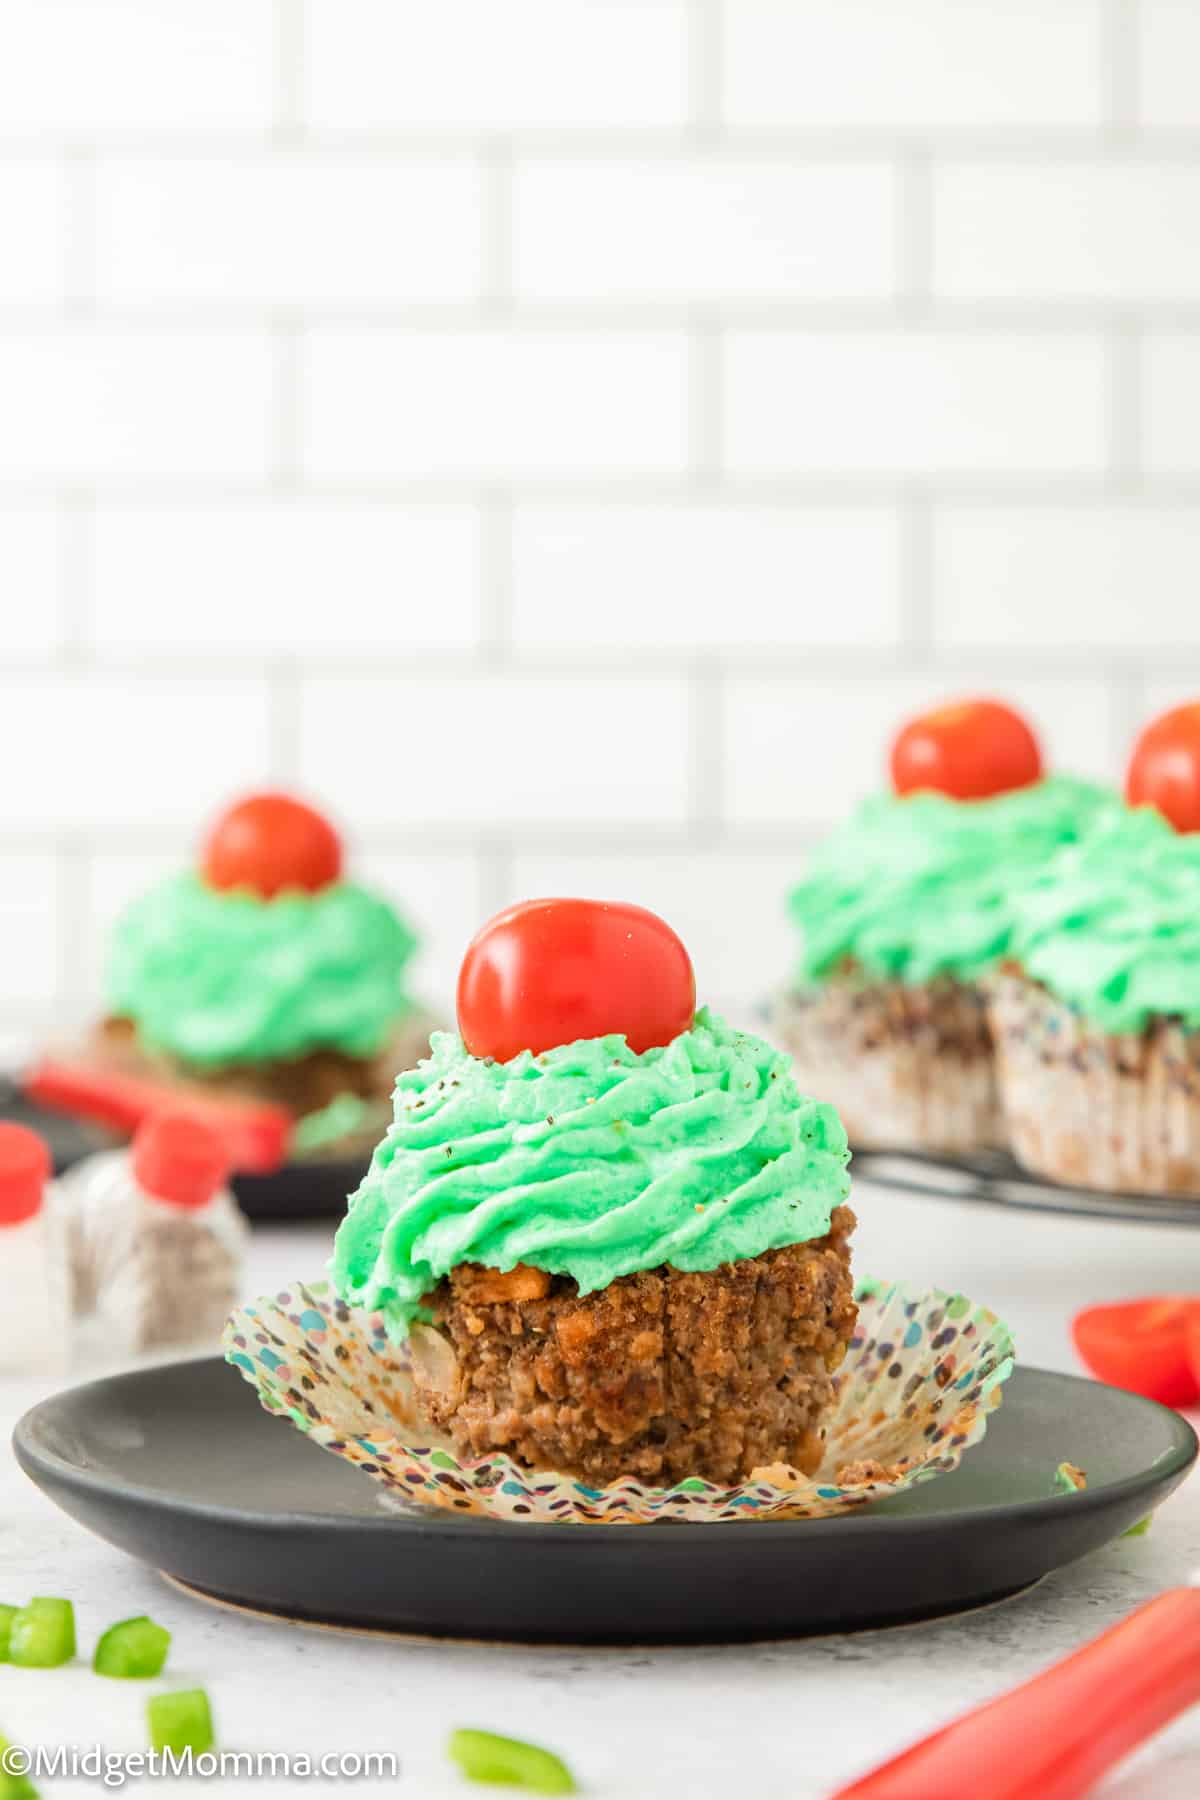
<box><xmin>331</xmin><ymin>898</ymin><xmax>857</xmax><ymax>1487</ymax></box>
<box><xmin>774</xmin><ymin>698</ymin><xmax>1113</xmax><ymax>1153</ymax></box>
<box><xmin>993</xmin><ymin>708</ymin><xmax>1200</xmax><ymax>1194</ymax></box>
<box><xmin>96</xmin><ymin>792</ymin><xmax>430</xmax><ymax>1143</ymax></box>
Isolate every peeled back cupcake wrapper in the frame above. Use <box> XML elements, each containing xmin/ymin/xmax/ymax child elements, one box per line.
<box><xmin>223</xmin><ymin>1278</ymin><xmax>1014</xmax><ymax>1525</ymax></box>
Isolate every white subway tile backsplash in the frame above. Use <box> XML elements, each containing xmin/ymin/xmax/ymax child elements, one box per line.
<box><xmin>0</xmin><ymin>161</ymin><xmax>66</xmax><ymax>304</ymax></box>
<box><xmin>505</xmin><ymin>848</ymin><xmax>803</xmax><ymax>1012</ymax></box>
<box><xmin>0</xmin><ymin>854</ymin><xmax>61</xmax><ymax>1010</ymax></box>
<box><xmin>934</xmin><ymin>163</ymin><xmax>1200</xmax><ymax>301</ymax></box>
<box><xmin>1136</xmin><ymin>0</ymin><xmax>1200</xmax><ymax>129</ymax></box>
<box><xmin>1138</xmin><ymin>678</ymin><xmax>1200</xmax><ymax>725</ymax></box>
<box><xmin>1</xmin><ymin>0</ymin><xmax>1197</xmax><ymax>1034</ymax></box>
<box><xmin>511</xmin><ymin>504</ymin><xmax>901</xmax><ymax>651</ymax></box>
<box><xmin>1143</xmin><ymin>335</ymin><xmax>1200</xmax><ymax>477</ymax></box>
<box><xmin>0</xmin><ymin>505</ymin><xmax>63</xmax><ymax>653</ymax></box>
<box><xmin>303</xmin><ymin>0</ymin><xmax>689</xmax><ymax>131</ymax></box>
<box><xmin>356</xmin><ymin>849</ymin><xmax>485</xmax><ymax>1016</ymax></box>
<box><xmin>722</xmin><ymin>676</ymin><xmax>1116</xmax><ymax>826</ymax></box>
<box><xmin>302</xmin><ymin>329</ymin><xmax>691</xmax><ymax>481</ymax></box>
<box><xmin>722</xmin><ymin>0</ymin><xmax>1104</xmax><ymax>130</ymax></box>
<box><xmin>0</xmin><ymin>675</ymin><xmax>272</xmax><ymax>832</ymax></box>
<box><xmin>934</xmin><ymin>506</ymin><xmax>1200</xmax><ymax>651</ymax></box>
<box><xmin>723</xmin><ymin>331</ymin><xmax>1109</xmax><ymax>477</ymax></box>
<box><xmin>89</xmin><ymin>501</ymin><xmax>481</xmax><ymax>656</ymax></box>
<box><xmin>0</xmin><ymin>1</ymin><xmax>275</xmax><ymax>133</ymax></box>
<box><xmin>513</xmin><ymin>158</ymin><xmax>897</xmax><ymax>303</ymax></box>
<box><xmin>95</xmin><ymin>155</ymin><xmax>485</xmax><ymax>307</ymax></box>
<box><xmin>0</xmin><ymin>329</ymin><xmax>274</xmax><ymax>482</ymax></box>
<box><xmin>297</xmin><ymin>676</ymin><xmax>691</xmax><ymax>827</ymax></box>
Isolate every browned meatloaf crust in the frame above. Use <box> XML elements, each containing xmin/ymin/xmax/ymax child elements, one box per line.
<box><xmin>92</xmin><ymin>1014</ymin><xmax>421</xmax><ymax>1121</ymax></box>
<box><xmin>411</xmin><ymin>1204</ymin><xmax>857</xmax><ymax>1486</ymax></box>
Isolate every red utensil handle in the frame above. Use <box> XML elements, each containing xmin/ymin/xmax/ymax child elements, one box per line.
<box><xmin>831</xmin><ymin>1586</ymin><xmax>1200</xmax><ymax>1800</ymax></box>
<box><xmin>25</xmin><ymin>1057</ymin><xmax>292</xmax><ymax>1176</ymax></box>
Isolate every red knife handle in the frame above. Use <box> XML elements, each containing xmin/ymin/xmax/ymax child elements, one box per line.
<box><xmin>831</xmin><ymin>1586</ymin><xmax>1200</xmax><ymax>1800</ymax></box>
<box><xmin>25</xmin><ymin>1057</ymin><xmax>292</xmax><ymax>1175</ymax></box>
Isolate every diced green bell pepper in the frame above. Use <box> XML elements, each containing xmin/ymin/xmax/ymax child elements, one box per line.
<box><xmin>93</xmin><ymin>1615</ymin><xmax>171</xmax><ymax>1679</ymax></box>
<box><xmin>147</xmin><ymin>1689</ymin><xmax>214</xmax><ymax>1757</ymax></box>
<box><xmin>8</xmin><ymin>1598</ymin><xmax>75</xmax><ymax>1669</ymax></box>
<box><xmin>448</xmin><ymin>1728</ymin><xmax>576</xmax><ymax>1793</ymax></box>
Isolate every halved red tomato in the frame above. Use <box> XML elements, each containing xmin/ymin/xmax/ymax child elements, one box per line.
<box><xmin>1072</xmin><ymin>1297</ymin><xmax>1200</xmax><ymax>1409</ymax></box>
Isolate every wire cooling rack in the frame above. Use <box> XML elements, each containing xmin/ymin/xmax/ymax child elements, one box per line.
<box><xmin>852</xmin><ymin>1146</ymin><xmax>1200</xmax><ymax>1228</ymax></box>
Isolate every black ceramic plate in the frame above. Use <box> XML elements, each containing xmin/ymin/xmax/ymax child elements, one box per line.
<box><xmin>853</xmin><ymin>1146</ymin><xmax>1200</xmax><ymax>1228</ymax></box>
<box><xmin>14</xmin><ymin>1359</ymin><xmax>1196</xmax><ymax>1645</ymax></box>
<box><xmin>0</xmin><ymin>1078</ymin><xmax>112</xmax><ymax>1174</ymax></box>
<box><xmin>229</xmin><ymin>1157</ymin><xmax>366</xmax><ymax>1223</ymax></box>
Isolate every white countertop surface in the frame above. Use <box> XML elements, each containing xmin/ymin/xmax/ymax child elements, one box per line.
<box><xmin>3</xmin><ymin>1179</ymin><xmax>1200</xmax><ymax>1799</ymax></box>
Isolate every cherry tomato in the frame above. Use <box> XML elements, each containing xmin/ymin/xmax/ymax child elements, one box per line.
<box><xmin>457</xmin><ymin>898</ymin><xmax>696</xmax><ymax>1063</ymax></box>
<box><xmin>202</xmin><ymin>792</ymin><xmax>342</xmax><ymax>899</ymax></box>
<box><xmin>890</xmin><ymin>698</ymin><xmax>1043</xmax><ymax>802</ymax></box>
<box><xmin>1072</xmin><ymin>1297</ymin><xmax>1200</xmax><ymax>1409</ymax></box>
<box><xmin>1126</xmin><ymin>702</ymin><xmax>1200</xmax><ymax>833</ymax></box>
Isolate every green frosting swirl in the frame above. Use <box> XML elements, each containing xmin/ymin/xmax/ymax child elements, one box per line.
<box><xmin>787</xmin><ymin>775</ymin><xmax>1115</xmax><ymax>987</ymax></box>
<box><xmin>109</xmin><ymin>873</ymin><xmax>417</xmax><ymax>1067</ymax></box>
<box><xmin>331</xmin><ymin>1007</ymin><xmax>850</xmax><ymax>1339</ymax></box>
<box><xmin>1010</xmin><ymin>806</ymin><xmax>1200</xmax><ymax>1033</ymax></box>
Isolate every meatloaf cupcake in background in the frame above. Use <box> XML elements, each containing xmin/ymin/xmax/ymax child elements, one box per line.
<box><xmin>95</xmin><ymin>791</ymin><xmax>432</xmax><ymax>1148</ymax></box>
<box><xmin>331</xmin><ymin>897</ymin><xmax>857</xmax><ymax>1487</ymax></box>
<box><xmin>992</xmin><ymin>702</ymin><xmax>1200</xmax><ymax>1195</ymax></box>
<box><xmin>774</xmin><ymin>698</ymin><xmax>1114</xmax><ymax>1154</ymax></box>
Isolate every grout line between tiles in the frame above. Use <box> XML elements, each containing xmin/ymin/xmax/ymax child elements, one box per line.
<box><xmin>900</xmin><ymin>490</ymin><xmax>935</xmax><ymax>652</ymax></box>
<box><xmin>274</xmin><ymin>0</ymin><xmax>306</xmax><ymax>146</ymax></box>
<box><xmin>54</xmin><ymin>489</ymin><xmax>94</xmax><ymax>665</ymax></box>
<box><xmin>61</xmin><ymin>145</ymin><xmax>97</xmax><ymax>316</ymax></box>
<box><xmin>480</xmin><ymin>140</ymin><xmax>515</xmax><ymax>315</ymax></box>
<box><xmin>270</xmin><ymin>314</ymin><xmax>302</xmax><ymax>489</ymax></box>
<box><xmin>54</xmin><ymin>840</ymin><xmax>90</xmax><ymax>1031</ymax></box>
<box><xmin>478</xmin><ymin>840</ymin><xmax>516</xmax><ymax>917</ymax></box>
<box><xmin>1108</xmin><ymin>316</ymin><xmax>1143</xmax><ymax>491</ymax></box>
<box><xmin>8</xmin><ymin>127</ymin><xmax>1200</xmax><ymax>156</ymax></box>
<box><xmin>1103</xmin><ymin>0</ymin><xmax>1139</xmax><ymax>145</ymax></box>
<box><xmin>686</xmin><ymin>0</ymin><xmax>723</xmax><ymax>142</ymax></box>
<box><xmin>269</xmin><ymin>664</ymin><xmax>302</xmax><ymax>782</ymax></box>
<box><xmin>478</xmin><ymin>491</ymin><xmax>514</xmax><ymax>663</ymax></box>
<box><xmin>688</xmin><ymin>321</ymin><xmax>723</xmax><ymax>488</ymax></box>
<box><xmin>896</xmin><ymin>148</ymin><xmax>933</xmax><ymax>317</ymax></box>
<box><xmin>687</xmin><ymin>665</ymin><xmax>725</xmax><ymax>844</ymax></box>
<box><xmin>9</xmin><ymin>644</ymin><xmax>1200</xmax><ymax>682</ymax></box>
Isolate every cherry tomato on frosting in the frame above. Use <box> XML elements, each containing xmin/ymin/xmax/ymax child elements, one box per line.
<box><xmin>1126</xmin><ymin>702</ymin><xmax>1200</xmax><ymax>833</ymax></box>
<box><xmin>457</xmin><ymin>898</ymin><xmax>696</xmax><ymax>1063</ymax></box>
<box><xmin>1072</xmin><ymin>1297</ymin><xmax>1200</xmax><ymax>1409</ymax></box>
<box><xmin>202</xmin><ymin>792</ymin><xmax>342</xmax><ymax>899</ymax></box>
<box><xmin>889</xmin><ymin>698</ymin><xmax>1043</xmax><ymax>802</ymax></box>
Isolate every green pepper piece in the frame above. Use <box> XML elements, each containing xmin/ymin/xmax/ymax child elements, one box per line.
<box><xmin>8</xmin><ymin>1598</ymin><xmax>75</xmax><ymax>1669</ymax></box>
<box><xmin>448</xmin><ymin>1728</ymin><xmax>576</xmax><ymax>1793</ymax></box>
<box><xmin>147</xmin><ymin>1689</ymin><xmax>214</xmax><ymax>1756</ymax></box>
<box><xmin>1122</xmin><ymin>1515</ymin><xmax>1152</xmax><ymax>1537</ymax></box>
<box><xmin>93</xmin><ymin>1615</ymin><xmax>171</xmax><ymax>1679</ymax></box>
<box><xmin>0</xmin><ymin>1733</ymin><xmax>39</xmax><ymax>1799</ymax></box>
<box><xmin>0</xmin><ymin>1607</ymin><xmax>17</xmax><ymax>1662</ymax></box>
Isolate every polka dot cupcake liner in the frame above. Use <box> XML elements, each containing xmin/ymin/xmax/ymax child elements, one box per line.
<box><xmin>222</xmin><ymin>1277</ymin><xmax>1014</xmax><ymax>1525</ymax></box>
